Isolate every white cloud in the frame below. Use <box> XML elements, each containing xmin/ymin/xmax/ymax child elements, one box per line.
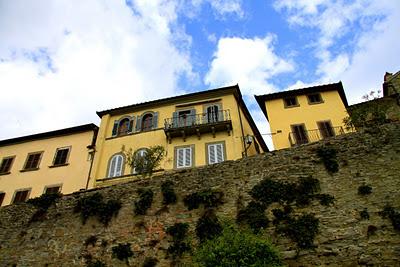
<box><xmin>187</xmin><ymin>0</ymin><xmax>244</xmax><ymax>18</ymax></box>
<box><xmin>204</xmin><ymin>35</ymin><xmax>293</xmax><ymax>95</ymax></box>
<box><xmin>274</xmin><ymin>0</ymin><xmax>400</xmax><ymax>103</ymax></box>
<box><xmin>0</xmin><ymin>0</ymin><xmax>194</xmax><ymax>139</ymax></box>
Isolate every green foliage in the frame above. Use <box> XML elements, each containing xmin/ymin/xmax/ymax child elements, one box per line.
<box><xmin>142</xmin><ymin>257</ymin><xmax>158</xmax><ymax>267</ymax></box>
<box><xmin>316</xmin><ymin>146</ymin><xmax>339</xmax><ymax>173</ymax></box>
<box><xmin>86</xmin><ymin>260</ymin><xmax>106</xmax><ymax>267</ymax></box>
<box><xmin>27</xmin><ymin>192</ymin><xmax>62</xmax><ymax>210</ymax></box>
<box><xmin>196</xmin><ymin>209</ymin><xmax>223</xmax><ymax>242</ymax></box>
<box><xmin>272</xmin><ymin>206</ymin><xmax>292</xmax><ymax>225</ymax></box>
<box><xmin>316</xmin><ymin>194</ymin><xmax>335</xmax><ymax>206</ymax></box>
<box><xmin>237</xmin><ymin>201</ymin><xmax>269</xmax><ymax>233</ymax></box>
<box><xmin>280</xmin><ymin>214</ymin><xmax>319</xmax><ymax>249</ymax></box>
<box><xmin>134</xmin><ymin>188</ymin><xmax>154</xmax><ymax>215</ymax></box>
<box><xmin>344</xmin><ymin>91</ymin><xmax>389</xmax><ymax>130</ymax></box>
<box><xmin>161</xmin><ymin>180</ymin><xmax>177</xmax><ymax>205</ymax></box>
<box><xmin>124</xmin><ymin>145</ymin><xmax>166</xmax><ymax>177</ymax></box>
<box><xmin>74</xmin><ymin>192</ymin><xmax>121</xmax><ymax>226</ymax></box>
<box><xmin>250</xmin><ymin>177</ymin><xmax>325</xmax><ymax>208</ymax></box>
<box><xmin>84</xmin><ymin>235</ymin><xmax>98</xmax><ymax>246</ymax></box>
<box><xmin>193</xmin><ymin>224</ymin><xmax>283</xmax><ymax>267</ymax></box>
<box><xmin>166</xmin><ymin>223</ymin><xmax>191</xmax><ymax>258</ymax></box>
<box><xmin>358</xmin><ymin>185</ymin><xmax>372</xmax><ymax>195</ymax></box>
<box><xmin>112</xmin><ymin>243</ymin><xmax>134</xmax><ymax>263</ymax></box>
<box><xmin>183</xmin><ymin>189</ymin><xmax>223</xmax><ymax>210</ymax></box>
<box><xmin>367</xmin><ymin>225</ymin><xmax>378</xmax><ymax>237</ymax></box>
<box><xmin>360</xmin><ymin>209</ymin><xmax>370</xmax><ymax>220</ymax></box>
<box><xmin>379</xmin><ymin>205</ymin><xmax>400</xmax><ymax>232</ymax></box>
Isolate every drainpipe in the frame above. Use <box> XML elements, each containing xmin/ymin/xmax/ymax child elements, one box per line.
<box><xmin>85</xmin><ymin>128</ymin><xmax>98</xmax><ymax>190</ymax></box>
<box><xmin>237</xmin><ymin>100</ymin><xmax>247</xmax><ymax>157</ymax></box>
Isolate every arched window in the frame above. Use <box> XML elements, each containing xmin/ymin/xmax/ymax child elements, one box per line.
<box><xmin>108</xmin><ymin>154</ymin><xmax>124</xmax><ymax>178</ymax></box>
<box><xmin>132</xmin><ymin>149</ymin><xmax>148</xmax><ymax>174</ymax></box>
<box><xmin>118</xmin><ymin>118</ymin><xmax>130</xmax><ymax>135</ymax></box>
<box><xmin>141</xmin><ymin>114</ymin><xmax>153</xmax><ymax>131</ymax></box>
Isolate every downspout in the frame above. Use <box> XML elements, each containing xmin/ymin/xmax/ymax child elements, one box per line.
<box><xmin>85</xmin><ymin>128</ymin><xmax>98</xmax><ymax>190</ymax></box>
<box><xmin>237</xmin><ymin>100</ymin><xmax>247</xmax><ymax>157</ymax></box>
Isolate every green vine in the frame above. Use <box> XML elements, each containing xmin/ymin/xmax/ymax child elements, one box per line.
<box><xmin>27</xmin><ymin>193</ymin><xmax>62</xmax><ymax>223</ymax></box>
<box><xmin>237</xmin><ymin>201</ymin><xmax>269</xmax><ymax>233</ymax></box>
<box><xmin>166</xmin><ymin>223</ymin><xmax>191</xmax><ymax>258</ymax></box>
<box><xmin>74</xmin><ymin>193</ymin><xmax>121</xmax><ymax>226</ymax></box>
<box><xmin>379</xmin><ymin>205</ymin><xmax>400</xmax><ymax>232</ymax></box>
<box><xmin>112</xmin><ymin>243</ymin><xmax>134</xmax><ymax>263</ymax></box>
<box><xmin>134</xmin><ymin>188</ymin><xmax>154</xmax><ymax>215</ymax></box>
<box><xmin>161</xmin><ymin>180</ymin><xmax>177</xmax><ymax>205</ymax></box>
<box><xmin>183</xmin><ymin>189</ymin><xmax>223</xmax><ymax>210</ymax></box>
<box><xmin>196</xmin><ymin>209</ymin><xmax>223</xmax><ymax>242</ymax></box>
<box><xmin>358</xmin><ymin>185</ymin><xmax>372</xmax><ymax>195</ymax></box>
<box><xmin>316</xmin><ymin>146</ymin><xmax>339</xmax><ymax>173</ymax></box>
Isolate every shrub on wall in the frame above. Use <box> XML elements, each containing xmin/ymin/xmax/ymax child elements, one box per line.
<box><xmin>142</xmin><ymin>257</ymin><xmax>158</xmax><ymax>267</ymax></box>
<box><xmin>380</xmin><ymin>205</ymin><xmax>400</xmax><ymax>232</ymax></box>
<box><xmin>161</xmin><ymin>180</ymin><xmax>177</xmax><ymax>205</ymax></box>
<box><xmin>196</xmin><ymin>209</ymin><xmax>223</xmax><ymax>242</ymax></box>
<box><xmin>166</xmin><ymin>223</ymin><xmax>191</xmax><ymax>258</ymax></box>
<box><xmin>27</xmin><ymin>193</ymin><xmax>62</xmax><ymax>223</ymax></box>
<box><xmin>193</xmin><ymin>224</ymin><xmax>283</xmax><ymax>267</ymax></box>
<box><xmin>134</xmin><ymin>188</ymin><xmax>154</xmax><ymax>215</ymax></box>
<box><xmin>183</xmin><ymin>189</ymin><xmax>223</xmax><ymax>210</ymax></box>
<box><xmin>74</xmin><ymin>192</ymin><xmax>121</xmax><ymax>226</ymax></box>
<box><xmin>112</xmin><ymin>243</ymin><xmax>134</xmax><ymax>263</ymax></box>
<box><xmin>237</xmin><ymin>201</ymin><xmax>269</xmax><ymax>233</ymax></box>
<box><xmin>316</xmin><ymin>146</ymin><xmax>339</xmax><ymax>173</ymax></box>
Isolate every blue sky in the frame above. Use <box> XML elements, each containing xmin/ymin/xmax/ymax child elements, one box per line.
<box><xmin>0</xmin><ymin>0</ymin><xmax>399</xmax><ymax>149</ymax></box>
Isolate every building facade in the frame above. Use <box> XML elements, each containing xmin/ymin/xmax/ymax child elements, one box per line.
<box><xmin>92</xmin><ymin>85</ymin><xmax>267</xmax><ymax>187</ymax></box>
<box><xmin>255</xmin><ymin>82</ymin><xmax>350</xmax><ymax>150</ymax></box>
<box><xmin>0</xmin><ymin>124</ymin><xmax>98</xmax><ymax>207</ymax></box>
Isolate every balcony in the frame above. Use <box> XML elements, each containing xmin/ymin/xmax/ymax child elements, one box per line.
<box><xmin>164</xmin><ymin>110</ymin><xmax>232</xmax><ymax>142</ymax></box>
<box><xmin>288</xmin><ymin>126</ymin><xmax>345</xmax><ymax>146</ymax></box>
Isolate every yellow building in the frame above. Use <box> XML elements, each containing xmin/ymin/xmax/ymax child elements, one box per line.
<box><xmin>255</xmin><ymin>82</ymin><xmax>349</xmax><ymax>150</ymax></box>
<box><xmin>92</xmin><ymin>85</ymin><xmax>267</xmax><ymax>187</ymax></box>
<box><xmin>0</xmin><ymin>124</ymin><xmax>98</xmax><ymax>207</ymax></box>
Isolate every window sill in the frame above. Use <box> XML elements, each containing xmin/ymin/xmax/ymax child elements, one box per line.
<box><xmin>0</xmin><ymin>171</ymin><xmax>11</xmax><ymax>176</ymax></box>
<box><xmin>20</xmin><ymin>168</ymin><xmax>39</xmax><ymax>172</ymax></box>
<box><xmin>284</xmin><ymin>104</ymin><xmax>300</xmax><ymax>109</ymax></box>
<box><xmin>49</xmin><ymin>163</ymin><xmax>69</xmax><ymax>168</ymax></box>
<box><xmin>308</xmin><ymin>101</ymin><xmax>324</xmax><ymax>105</ymax></box>
<box><xmin>106</xmin><ymin>128</ymin><xmax>163</xmax><ymax>140</ymax></box>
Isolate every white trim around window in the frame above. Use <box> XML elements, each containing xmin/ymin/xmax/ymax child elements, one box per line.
<box><xmin>175</xmin><ymin>145</ymin><xmax>194</xmax><ymax>169</ymax></box>
<box><xmin>206</xmin><ymin>142</ymin><xmax>225</xmax><ymax>165</ymax></box>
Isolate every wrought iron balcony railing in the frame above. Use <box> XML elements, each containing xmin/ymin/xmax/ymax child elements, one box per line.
<box><xmin>288</xmin><ymin>126</ymin><xmax>345</xmax><ymax>146</ymax></box>
<box><xmin>164</xmin><ymin>110</ymin><xmax>232</xmax><ymax>142</ymax></box>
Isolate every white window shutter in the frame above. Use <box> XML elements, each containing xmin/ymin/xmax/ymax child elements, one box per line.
<box><xmin>177</xmin><ymin>148</ymin><xmax>184</xmax><ymax>168</ymax></box>
<box><xmin>209</xmin><ymin>144</ymin><xmax>216</xmax><ymax>164</ymax></box>
<box><xmin>185</xmin><ymin>147</ymin><xmax>191</xmax><ymax>167</ymax></box>
<box><xmin>115</xmin><ymin>155</ymin><xmax>123</xmax><ymax>176</ymax></box>
<box><xmin>216</xmin><ymin>144</ymin><xmax>224</xmax><ymax>163</ymax></box>
<box><xmin>109</xmin><ymin>156</ymin><xmax>116</xmax><ymax>177</ymax></box>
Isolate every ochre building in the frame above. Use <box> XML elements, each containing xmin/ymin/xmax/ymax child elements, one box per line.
<box><xmin>255</xmin><ymin>82</ymin><xmax>350</xmax><ymax>150</ymax></box>
<box><xmin>0</xmin><ymin>124</ymin><xmax>98</xmax><ymax>206</ymax></box>
<box><xmin>92</xmin><ymin>85</ymin><xmax>267</xmax><ymax>187</ymax></box>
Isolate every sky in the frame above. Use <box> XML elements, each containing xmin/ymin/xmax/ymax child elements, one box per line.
<box><xmin>0</xmin><ymin>0</ymin><xmax>399</xmax><ymax>150</ymax></box>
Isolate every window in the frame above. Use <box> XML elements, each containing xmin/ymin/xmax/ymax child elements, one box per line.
<box><xmin>112</xmin><ymin>116</ymin><xmax>134</xmax><ymax>137</ymax></box>
<box><xmin>132</xmin><ymin>149</ymin><xmax>148</xmax><ymax>174</ymax></box>
<box><xmin>284</xmin><ymin>96</ymin><xmax>298</xmax><ymax>108</ymax></box>
<box><xmin>23</xmin><ymin>152</ymin><xmax>42</xmax><ymax>170</ymax></box>
<box><xmin>307</xmin><ymin>93</ymin><xmax>323</xmax><ymax>104</ymax></box>
<box><xmin>53</xmin><ymin>147</ymin><xmax>70</xmax><ymax>166</ymax></box>
<box><xmin>207</xmin><ymin>143</ymin><xmax>225</xmax><ymax>164</ymax></box>
<box><xmin>108</xmin><ymin>154</ymin><xmax>124</xmax><ymax>178</ymax></box>
<box><xmin>175</xmin><ymin>146</ymin><xmax>193</xmax><ymax>168</ymax></box>
<box><xmin>317</xmin><ymin>120</ymin><xmax>335</xmax><ymax>139</ymax></box>
<box><xmin>12</xmin><ymin>189</ymin><xmax>30</xmax><ymax>204</ymax></box>
<box><xmin>141</xmin><ymin>114</ymin><xmax>154</xmax><ymax>131</ymax></box>
<box><xmin>0</xmin><ymin>156</ymin><xmax>14</xmax><ymax>174</ymax></box>
<box><xmin>45</xmin><ymin>186</ymin><xmax>61</xmax><ymax>194</ymax></box>
<box><xmin>291</xmin><ymin>124</ymin><xmax>309</xmax><ymax>145</ymax></box>
<box><xmin>118</xmin><ymin>118</ymin><xmax>131</xmax><ymax>135</ymax></box>
<box><xmin>0</xmin><ymin>192</ymin><xmax>5</xmax><ymax>206</ymax></box>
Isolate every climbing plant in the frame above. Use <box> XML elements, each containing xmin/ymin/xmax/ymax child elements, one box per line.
<box><xmin>134</xmin><ymin>188</ymin><xmax>154</xmax><ymax>215</ymax></box>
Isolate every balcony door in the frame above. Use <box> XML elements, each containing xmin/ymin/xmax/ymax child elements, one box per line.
<box><xmin>291</xmin><ymin>124</ymin><xmax>309</xmax><ymax>145</ymax></box>
<box><xmin>206</xmin><ymin>105</ymin><xmax>219</xmax><ymax>123</ymax></box>
<box><xmin>317</xmin><ymin>120</ymin><xmax>335</xmax><ymax>139</ymax></box>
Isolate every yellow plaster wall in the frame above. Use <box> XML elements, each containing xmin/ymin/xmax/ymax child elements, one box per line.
<box><xmin>0</xmin><ymin>131</ymin><xmax>95</xmax><ymax>206</ymax></box>
<box><xmin>92</xmin><ymin>93</ymin><xmax>261</xmax><ymax>185</ymax></box>
<box><xmin>265</xmin><ymin>91</ymin><xmax>349</xmax><ymax>150</ymax></box>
